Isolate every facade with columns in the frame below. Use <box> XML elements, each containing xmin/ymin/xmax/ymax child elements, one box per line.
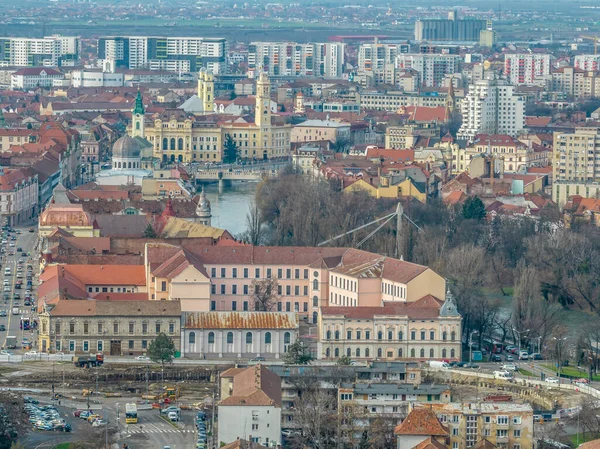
<box><xmin>129</xmin><ymin>71</ymin><xmax>291</xmax><ymax>163</ymax></box>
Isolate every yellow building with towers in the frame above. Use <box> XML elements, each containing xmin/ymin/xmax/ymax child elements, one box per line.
<box><xmin>128</xmin><ymin>70</ymin><xmax>291</xmax><ymax>163</ymax></box>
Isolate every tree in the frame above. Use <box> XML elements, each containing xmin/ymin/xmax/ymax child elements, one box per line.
<box><xmin>249</xmin><ymin>278</ymin><xmax>281</xmax><ymax>311</ymax></box>
<box><xmin>239</xmin><ymin>200</ymin><xmax>263</xmax><ymax>245</ymax></box>
<box><xmin>223</xmin><ymin>134</ymin><xmax>240</xmax><ymax>163</ymax></box>
<box><xmin>336</xmin><ymin>355</ymin><xmax>351</xmax><ymax>365</ymax></box>
<box><xmin>283</xmin><ymin>340</ymin><xmax>313</xmax><ymax>365</ymax></box>
<box><xmin>462</xmin><ymin>196</ymin><xmax>486</xmax><ymax>221</ymax></box>
<box><xmin>148</xmin><ymin>333</ymin><xmax>176</xmax><ymax>370</ymax></box>
<box><xmin>290</xmin><ymin>388</ymin><xmax>337</xmax><ymax>449</ymax></box>
<box><xmin>142</xmin><ymin>223</ymin><xmax>157</xmax><ymax>238</ymax></box>
<box><xmin>0</xmin><ymin>393</ymin><xmax>27</xmax><ymax>449</ymax></box>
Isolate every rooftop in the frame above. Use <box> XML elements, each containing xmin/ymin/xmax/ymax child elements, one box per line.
<box><xmin>183</xmin><ymin>312</ymin><xmax>299</xmax><ymax>330</ymax></box>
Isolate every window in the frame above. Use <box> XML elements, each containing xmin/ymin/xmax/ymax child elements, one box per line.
<box><xmin>378</xmin><ymin>331</ymin><xmax>383</xmax><ymax>340</ymax></box>
<box><xmin>189</xmin><ymin>332</ymin><xmax>197</xmax><ymax>344</ymax></box>
<box><xmin>377</xmin><ymin>348</ymin><xmax>382</xmax><ymax>357</ymax></box>
<box><xmin>97</xmin><ymin>341</ymin><xmax>103</xmax><ymax>352</ymax></box>
<box><xmin>128</xmin><ymin>322</ymin><xmax>134</xmax><ymax>334</ymax></box>
<box><xmin>313</xmin><ymin>279</ymin><xmax>319</xmax><ymax>290</ymax></box>
<box><xmin>513</xmin><ymin>430</ymin><xmax>521</xmax><ymax>438</ymax></box>
<box><xmin>246</xmin><ymin>332</ymin><xmax>253</xmax><ymax>344</ymax></box>
<box><xmin>326</xmin><ymin>330</ymin><xmax>331</xmax><ymax>340</ymax></box>
<box><xmin>252</xmin><ymin>424</ymin><xmax>259</xmax><ymax>431</ymax></box>
<box><xmin>232</xmin><ymin>285</ymin><xmax>237</xmax><ymax>295</ymax></box>
<box><xmin>226</xmin><ymin>332</ymin><xmax>234</xmax><ymax>344</ymax></box>
<box><xmin>304</xmin><ymin>269</ymin><xmax>309</xmax><ymax>279</ymax></box>
<box><xmin>207</xmin><ymin>332</ymin><xmax>214</xmax><ymax>344</ymax></box>
<box><xmin>220</xmin><ymin>285</ymin><xmax>226</xmax><ymax>294</ymax></box>
<box><xmin>334</xmin><ymin>348</ymin><xmax>339</xmax><ymax>357</ymax></box>
<box><xmin>161</xmin><ymin>281</ymin><xmax>167</xmax><ymax>292</ymax></box>
<box><xmin>155</xmin><ymin>323</ymin><xmax>161</xmax><ymax>333</ymax></box>
<box><xmin>113</xmin><ymin>322</ymin><xmax>119</xmax><ymax>334</ymax></box>
<box><xmin>398</xmin><ymin>348</ymin><xmax>403</xmax><ymax>357</ymax></box>
<box><xmin>453</xmin><ymin>429</ymin><xmax>459</xmax><ymax>436</ymax></box>
<box><xmin>210</xmin><ymin>268</ymin><xmax>216</xmax><ymax>278</ymax></box>
<box><xmin>266</xmin><ymin>268</ymin><xmax>272</xmax><ymax>278</ymax></box>
<box><xmin>265</xmin><ymin>332</ymin><xmax>272</xmax><ymax>344</ymax></box>
<box><xmin>452</xmin><ymin>443</ymin><xmax>459</xmax><ymax>449</ymax></box>
<box><xmin>411</xmin><ymin>349</ymin><xmax>415</xmax><ymax>358</ymax></box>
<box><xmin>295</xmin><ymin>269</ymin><xmax>300</xmax><ymax>279</ymax></box>
<box><xmin>284</xmin><ymin>332</ymin><xmax>291</xmax><ymax>344</ymax></box>
<box><xmin>451</xmin><ymin>331</ymin><xmax>456</xmax><ymax>341</ymax></box>
<box><xmin>142</xmin><ymin>340</ymin><xmax>147</xmax><ymax>349</ymax></box>
<box><xmin>365</xmin><ymin>348</ymin><xmax>370</xmax><ymax>357</ymax></box>
<box><xmin>356</xmin><ymin>330</ymin><xmax>361</xmax><ymax>340</ymax></box>
<box><xmin>244</xmin><ymin>268</ymin><xmax>248</xmax><ymax>278</ymax></box>
<box><xmin>210</xmin><ymin>301</ymin><xmax>216</xmax><ymax>311</ymax></box>
<box><xmin>497</xmin><ymin>416</ymin><xmax>509</xmax><ymax>425</ymax></box>
<box><xmin>365</xmin><ymin>331</ymin><xmax>370</xmax><ymax>340</ymax></box>
<box><xmin>512</xmin><ymin>417</ymin><xmax>522</xmax><ymax>425</ymax></box>
<box><xmin>430</xmin><ymin>331</ymin><xmax>435</xmax><ymax>340</ymax></box>
<box><xmin>55</xmin><ymin>322</ymin><xmax>61</xmax><ymax>335</ymax></box>
<box><xmin>142</xmin><ymin>322</ymin><xmax>148</xmax><ymax>334</ymax></box>
<box><xmin>277</xmin><ymin>269</ymin><xmax>283</xmax><ymax>278</ymax></box>
<box><xmin>451</xmin><ymin>349</ymin><xmax>455</xmax><ymax>358</ymax></box>
<box><xmin>255</xmin><ymin>268</ymin><xmax>260</xmax><ymax>278</ymax></box>
<box><xmin>335</xmin><ymin>330</ymin><xmax>340</xmax><ymax>340</ymax></box>
<box><xmin>83</xmin><ymin>322</ymin><xmax>89</xmax><ymax>334</ymax></box>
<box><xmin>420</xmin><ymin>349</ymin><xmax>425</xmax><ymax>357</ymax></box>
<box><xmin>513</xmin><ymin>445</ymin><xmax>521</xmax><ymax>449</ymax></box>
<box><xmin>347</xmin><ymin>330</ymin><xmax>352</xmax><ymax>340</ymax></box>
<box><xmin>211</xmin><ymin>284</ymin><xmax>216</xmax><ymax>294</ymax></box>
<box><xmin>221</xmin><ymin>268</ymin><xmax>226</xmax><ymax>278</ymax></box>
<box><xmin>497</xmin><ymin>430</ymin><xmax>508</xmax><ymax>438</ymax></box>
<box><xmin>169</xmin><ymin>322</ymin><xmax>175</xmax><ymax>334</ymax></box>
<box><xmin>430</xmin><ymin>349</ymin><xmax>434</xmax><ymax>358</ymax></box>
<box><xmin>421</xmin><ymin>331</ymin><xmax>426</xmax><ymax>340</ymax></box>
<box><xmin>128</xmin><ymin>340</ymin><xmax>134</xmax><ymax>350</ymax></box>
<box><xmin>388</xmin><ymin>331</ymin><xmax>393</xmax><ymax>340</ymax></box>
<box><xmin>69</xmin><ymin>322</ymin><xmax>75</xmax><ymax>334</ymax></box>
<box><xmin>243</xmin><ymin>301</ymin><xmax>248</xmax><ymax>311</ymax></box>
<box><xmin>313</xmin><ymin>296</ymin><xmax>318</xmax><ymax>307</ymax></box>
<box><xmin>286</xmin><ymin>269</ymin><xmax>291</xmax><ymax>279</ymax></box>
<box><xmin>411</xmin><ymin>331</ymin><xmax>416</xmax><ymax>340</ymax></box>
<box><xmin>244</xmin><ymin>285</ymin><xmax>249</xmax><ymax>295</ymax></box>
<box><xmin>232</xmin><ymin>268</ymin><xmax>237</xmax><ymax>278</ymax></box>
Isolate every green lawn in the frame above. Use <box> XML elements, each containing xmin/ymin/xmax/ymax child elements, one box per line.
<box><xmin>54</xmin><ymin>444</ymin><xmax>70</xmax><ymax>449</ymax></box>
<box><xmin>569</xmin><ymin>432</ymin><xmax>600</xmax><ymax>447</ymax></box>
<box><xmin>518</xmin><ymin>368</ymin><xmax>534</xmax><ymax>377</ymax></box>
<box><xmin>542</xmin><ymin>364</ymin><xmax>600</xmax><ymax>381</ymax></box>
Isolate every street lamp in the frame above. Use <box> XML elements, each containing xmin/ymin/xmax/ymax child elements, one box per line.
<box><xmin>512</xmin><ymin>328</ymin><xmax>530</xmax><ymax>360</ymax></box>
<box><xmin>469</xmin><ymin>330</ymin><xmax>478</xmax><ymax>363</ymax></box>
<box><xmin>553</xmin><ymin>336</ymin><xmax>568</xmax><ymax>380</ymax></box>
<box><xmin>537</xmin><ymin>336</ymin><xmax>542</xmax><ymax>355</ymax></box>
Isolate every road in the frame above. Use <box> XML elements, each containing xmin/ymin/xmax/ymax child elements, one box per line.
<box><xmin>0</xmin><ymin>226</ymin><xmax>38</xmax><ymax>352</ymax></box>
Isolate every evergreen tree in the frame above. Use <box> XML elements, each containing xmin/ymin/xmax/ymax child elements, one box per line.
<box><xmin>142</xmin><ymin>223</ymin><xmax>157</xmax><ymax>238</ymax></box>
<box><xmin>223</xmin><ymin>134</ymin><xmax>240</xmax><ymax>163</ymax></box>
<box><xmin>462</xmin><ymin>196</ymin><xmax>486</xmax><ymax>221</ymax></box>
<box><xmin>283</xmin><ymin>340</ymin><xmax>313</xmax><ymax>365</ymax></box>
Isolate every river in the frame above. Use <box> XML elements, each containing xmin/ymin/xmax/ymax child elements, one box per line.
<box><xmin>198</xmin><ymin>181</ymin><xmax>259</xmax><ymax>237</ymax></box>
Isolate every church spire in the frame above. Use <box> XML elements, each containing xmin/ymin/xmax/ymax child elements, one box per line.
<box><xmin>133</xmin><ymin>90</ymin><xmax>145</xmax><ymax>116</ymax></box>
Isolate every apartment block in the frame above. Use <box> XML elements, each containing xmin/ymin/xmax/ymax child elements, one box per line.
<box><xmin>551</xmin><ymin>67</ymin><xmax>600</xmax><ymax>99</ymax></box>
<box><xmin>574</xmin><ymin>54</ymin><xmax>600</xmax><ymax>71</ymax></box>
<box><xmin>458</xmin><ymin>79</ymin><xmax>525</xmax><ymax>141</ymax></box>
<box><xmin>552</xmin><ymin>127</ymin><xmax>600</xmax><ymax>207</ymax></box>
<box><xmin>247</xmin><ymin>41</ymin><xmax>346</xmax><ymax>78</ymax></box>
<box><xmin>0</xmin><ymin>36</ymin><xmax>78</xmax><ymax>67</ymax></box>
<box><xmin>396</xmin><ymin>54</ymin><xmax>461</xmax><ymax>87</ymax></box>
<box><xmin>504</xmin><ymin>54</ymin><xmax>551</xmax><ymax>86</ymax></box>
<box><xmin>360</xmin><ymin>90</ymin><xmax>448</xmax><ymax>111</ymax></box>
<box><xmin>97</xmin><ymin>36</ymin><xmax>228</xmax><ymax>73</ymax></box>
<box><xmin>385</xmin><ymin>122</ymin><xmax>440</xmax><ymax>149</ymax></box>
<box><xmin>454</xmin><ymin>135</ymin><xmax>533</xmax><ymax>173</ymax></box>
<box><xmin>358</xmin><ymin>41</ymin><xmax>409</xmax><ymax>84</ymax></box>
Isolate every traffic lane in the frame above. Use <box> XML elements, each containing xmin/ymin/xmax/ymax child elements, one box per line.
<box><xmin>120</xmin><ymin>408</ymin><xmax>196</xmax><ymax>449</ymax></box>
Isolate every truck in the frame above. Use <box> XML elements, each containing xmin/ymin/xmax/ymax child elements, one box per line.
<box><xmin>5</xmin><ymin>335</ymin><xmax>16</xmax><ymax>349</ymax></box>
<box><xmin>428</xmin><ymin>360</ymin><xmax>450</xmax><ymax>369</ymax></box>
<box><xmin>12</xmin><ymin>307</ymin><xmax>19</xmax><ymax>315</ymax></box>
<box><xmin>73</xmin><ymin>353</ymin><xmax>104</xmax><ymax>368</ymax></box>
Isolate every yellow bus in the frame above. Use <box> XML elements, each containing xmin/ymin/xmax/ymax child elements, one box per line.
<box><xmin>125</xmin><ymin>403</ymin><xmax>138</xmax><ymax>424</ymax></box>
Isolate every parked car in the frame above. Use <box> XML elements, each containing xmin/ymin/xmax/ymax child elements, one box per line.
<box><xmin>490</xmin><ymin>354</ymin><xmax>502</xmax><ymax>362</ymax></box>
<box><xmin>249</xmin><ymin>356</ymin><xmax>266</xmax><ymax>362</ymax></box>
<box><xmin>506</xmin><ymin>355</ymin><xmax>515</xmax><ymax>362</ymax></box>
<box><xmin>135</xmin><ymin>356</ymin><xmax>150</xmax><ymax>361</ymax></box>
<box><xmin>519</xmin><ymin>351</ymin><xmax>529</xmax><ymax>360</ymax></box>
<box><xmin>167</xmin><ymin>411</ymin><xmax>179</xmax><ymax>422</ymax></box>
<box><xmin>92</xmin><ymin>419</ymin><xmax>107</xmax><ymax>427</ymax></box>
<box><xmin>0</xmin><ymin>325</ymin><xmax>6</xmax><ymax>331</ymax></box>
<box><xmin>545</xmin><ymin>377</ymin><xmax>560</xmax><ymax>384</ymax></box>
<box><xmin>501</xmin><ymin>364</ymin><xmax>518</xmax><ymax>371</ymax></box>
<box><xmin>530</xmin><ymin>353</ymin><xmax>543</xmax><ymax>360</ymax></box>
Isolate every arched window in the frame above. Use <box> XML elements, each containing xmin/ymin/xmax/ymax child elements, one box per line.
<box><xmin>284</xmin><ymin>332</ymin><xmax>291</xmax><ymax>344</ymax></box>
<box><xmin>312</xmin><ymin>296</ymin><xmax>319</xmax><ymax>307</ymax></box>
<box><xmin>227</xmin><ymin>332</ymin><xmax>234</xmax><ymax>344</ymax></box>
<box><xmin>170</xmin><ymin>138</ymin><xmax>176</xmax><ymax>150</ymax></box>
<box><xmin>128</xmin><ymin>162</ymin><xmax>132</xmax><ymax>168</ymax></box>
<box><xmin>188</xmin><ymin>331</ymin><xmax>196</xmax><ymax>345</ymax></box>
<box><xmin>312</xmin><ymin>279</ymin><xmax>318</xmax><ymax>290</ymax></box>
<box><xmin>398</xmin><ymin>348</ymin><xmax>403</xmax><ymax>357</ymax></box>
<box><xmin>178</xmin><ymin>138</ymin><xmax>183</xmax><ymax>151</ymax></box>
<box><xmin>178</xmin><ymin>154</ymin><xmax>183</xmax><ymax>162</ymax></box>
<box><xmin>388</xmin><ymin>331</ymin><xmax>393</xmax><ymax>341</ymax></box>
<box><xmin>265</xmin><ymin>332</ymin><xmax>272</xmax><ymax>344</ymax></box>
<box><xmin>334</xmin><ymin>348</ymin><xmax>339</xmax><ymax>357</ymax></box>
<box><xmin>443</xmin><ymin>331</ymin><xmax>447</xmax><ymax>341</ymax></box>
<box><xmin>356</xmin><ymin>348</ymin><xmax>361</xmax><ymax>357</ymax></box>
<box><xmin>378</xmin><ymin>331</ymin><xmax>383</xmax><ymax>340</ymax></box>
<box><xmin>136</xmin><ymin>122</ymin><xmax>140</xmax><ymax>130</ymax></box>
<box><xmin>208</xmin><ymin>332</ymin><xmax>215</xmax><ymax>344</ymax></box>
<box><xmin>246</xmin><ymin>332</ymin><xmax>253</xmax><ymax>344</ymax></box>
<box><xmin>377</xmin><ymin>348</ymin><xmax>382</xmax><ymax>357</ymax></box>
<box><xmin>365</xmin><ymin>348</ymin><xmax>370</xmax><ymax>357</ymax></box>
<box><xmin>420</xmin><ymin>349</ymin><xmax>425</xmax><ymax>358</ymax></box>
<box><xmin>451</xmin><ymin>349</ymin><xmax>455</xmax><ymax>358</ymax></box>
<box><xmin>162</xmin><ymin>138</ymin><xmax>168</xmax><ymax>150</ymax></box>
<box><xmin>347</xmin><ymin>348</ymin><xmax>351</xmax><ymax>357</ymax></box>
<box><xmin>442</xmin><ymin>349</ymin><xmax>447</xmax><ymax>358</ymax></box>
<box><xmin>325</xmin><ymin>348</ymin><xmax>330</xmax><ymax>357</ymax></box>
<box><xmin>430</xmin><ymin>349</ymin><xmax>434</xmax><ymax>358</ymax></box>
<box><xmin>326</xmin><ymin>330</ymin><xmax>331</xmax><ymax>340</ymax></box>
<box><xmin>410</xmin><ymin>348</ymin><xmax>415</xmax><ymax>358</ymax></box>
<box><xmin>399</xmin><ymin>331</ymin><xmax>403</xmax><ymax>340</ymax></box>
<box><xmin>334</xmin><ymin>330</ymin><xmax>340</xmax><ymax>340</ymax></box>
<box><xmin>312</xmin><ymin>312</ymin><xmax>318</xmax><ymax>323</ymax></box>
<box><xmin>451</xmin><ymin>331</ymin><xmax>456</xmax><ymax>342</ymax></box>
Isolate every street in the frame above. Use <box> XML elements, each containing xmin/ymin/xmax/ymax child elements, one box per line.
<box><xmin>0</xmin><ymin>225</ymin><xmax>39</xmax><ymax>353</ymax></box>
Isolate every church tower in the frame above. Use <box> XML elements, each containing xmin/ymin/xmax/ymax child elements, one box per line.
<box><xmin>195</xmin><ymin>187</ymin><xmax>212</xmax><ymax>226</ymax></box>
<box><xmin>445</xmin><ymin>78</ymin><xmax>456</xmax><ymax>118</ymax></box>
<box><xmin>131</xmin><ymin>90</ymin><xmax>145</xmax><ymax>138</ymax></box>
<box><xmin>198</xmin><ymin>68</ymin><xmax>214</xmax><ymax>113</ymax></box>
<box><xmin>255</xmin><ymin>72</ymin><xmax>271</xmax><ymax>128</ymax></box>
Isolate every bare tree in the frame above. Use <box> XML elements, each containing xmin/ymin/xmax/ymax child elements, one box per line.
<box><xmin>568</xmin><ymin>398</ymin><xmax>600</xmax><ymax>440</ymax></box>
<box><xmin>240</xmin><ymin>200</ymin><xmax>263</xmax><ymax>245</ymax></box>
<box><xmin>291</xmin><ymin>388</ymin><xmax>338</xmax><ymax>449</ymax></box>
<box><xmin>0</xmin><ymin>393</ymin><xmax>27</xmax><ymax>449</ymax></box>
<box><xmin>249</xmin><ymin>278</ymin><xmax>281</xmax><ymax>311</ymax></box>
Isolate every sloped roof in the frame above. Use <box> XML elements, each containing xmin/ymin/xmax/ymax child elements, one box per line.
<box><xmin>183</xmin><ymin>312</ymin><xmax>299</xmax><ymax>330</ymax></box>
<box><xmin>413</xmin><ymin>437</ymin><xmax>448</xmax><ymax>449</ymax></box>
<box><xmin>322</xmin><ymin>295</ymin><xmax>445</xmax><ymax>320</ymax></box>
<box><xmin>219</xmin><ymin>365</ymin><xmax>282</xmax><ymax>407</ymax></box>
<box><xmin>394</xmin><ymin>407</ymin><xmax>449</xmax><ymax>436</ymax></box>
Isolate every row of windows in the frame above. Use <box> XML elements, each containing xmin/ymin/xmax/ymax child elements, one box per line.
<box><xmin>209</xmin><ymin>300</ymin><xmax>310</xmax><ymax>313</ymax></box>
<box><xmin>325</xmin><ymin>347</ymin><xmax>457</xmax><ymax>359</ymax></box>
<box><xmin>330</xmin><ymin>275</ymin><xmax>356</xmax><ymax>292</ymax></box>
<box><xmin>55</xmin><ymin>339</ymin><xmax>150</xmax><ymax>353</ymax></box>
<box><xmin>210</xmin><ymin>267</ymin><xmax>310</xmax><ymax>280</ymax></box>
<box><xmin>189</xmin><ymin>331</ymin><xmax>292</xmax><ymax>345</ymax></box>
<box><xmin>210</xmin><ymin>284</ymin><xmax>310</xmax><ymax>297</ymax></box>
<box><xmin>55</xmin><ymin>320</ymin><xmax>176</xmax><ymax>335</ymax></box>
<box><xmin>326</xmin><ymin>329</ymin><xmax>456</xmax><ymax>341</ymax></box>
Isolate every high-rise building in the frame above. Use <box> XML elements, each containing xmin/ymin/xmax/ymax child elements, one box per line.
<box><xmin>574</xmin><ymin>54</ymin><xmax>600</xmax><ymax>71</ymax></box>
<box><xmin>458</xmin><ymin>79</ymin><xmax>525</xmax><ymax>141</ymax></box>
<box><xmin>396</xmin><ymin>53</ymin><xmax>461</xmax><ymax>87</ymax></box>
<box><xmin>97</xmin><ymin>36</ymin><xmax>228</xmax><ymax>73</ymax></box>
<box><xmin>0</xmin><ymin>36</ymin><xmax>78</xmax><ymax>67</ymax></box>
<box><xmin>357</xmin><ymin>40</ymin><xmax>410</xmax><ymax>84</ymax></box>
<box><xmin>247</xmin><ymin>42</ymin><xmax>345</xmax><ymax>78</ymax></box>
<box><xmin>415</xmin><ymin>10</ymin><xmax>487</xmax><ymax>42</ymax></box>
<box><xmin>504</xmin><ymin>53</ymin><xmax>552</xmax><ymax>86</ymax></box>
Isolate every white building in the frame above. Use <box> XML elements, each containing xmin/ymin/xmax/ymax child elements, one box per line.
<box><xmin>0</xmin><ymin>36</ymin><xmax>78</xmax><ymax>67</ymax></box>
<box><xmin>181</xmin><ymin>311</ymin><xmax>298</xmax><ymax>359</ymax></box>
<box><xmin>248</xmin><ymin>42</ymin><xmax>346</xmax><ymax>78</ymax></box>
<box><xmin>358</xmin><ymin>41</ymin><xmax>409</xmax><ymax>84</ymax></box>
<box><xmin>0</xmin><ymin>168</ymin><xmax>39</xmax><ymax>226</ymax></box>
<box><xmin>218</xmin><ymin>365</ymin><xmax>282</xmax><ymax>447</ymax></box>
<box><xmin>70</xmin><ymin>69</ymin><xmax>124</xmax><ymax>88</ymax></box>
<box><xmin>574</xmin><ymin>54</ymin><xmax>600</xmax><ymax>71</ymax></box>
<box><xmin>458</xmin><ymin>79</ymin><xmax>525</xmax><ymax>141</ymax></box>
<box><xmin>504</xmin><ymin>53</ymin><xmax>552</xmax><ymax>86</ymax></box>
<box><xmin>11</xmin><ymin>67</ymin><xmax>64</xmax><ymax>90</ymax></box>
<box><xmin>396</xmin><ymin>53</ymin><xmax>461</xmax><ymax>87</ymax></box>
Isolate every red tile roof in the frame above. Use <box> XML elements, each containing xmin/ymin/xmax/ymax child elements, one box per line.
<box><xmin>322</xmin><ymin>295</ymin><xmax>444</xmax><ymax>320</ymax></box>
<box><xmin>525</xmin><ymin>116</ymin><xmax>552</xmax><ymax>127</ymax></box>
<box><xmin>394</xmin><ymin>407</ymin><xmax>449</xmax><ymax>436</ymax></box>
<box><xmin>219</xmin><ymin>365</ymin><xmax>282</xmax><ymax>407</ymax></box>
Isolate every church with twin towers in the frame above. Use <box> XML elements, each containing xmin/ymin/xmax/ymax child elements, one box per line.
<box><xmin>128</xmin><ymin>69</ymin><xmax>292</xmax><ymax>164</ymax></box>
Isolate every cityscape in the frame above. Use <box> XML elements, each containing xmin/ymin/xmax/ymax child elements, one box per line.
<box><xmin>0</xmin><ymin>1</ymin><xmax>600</xmax><ymax>449</ymax></box>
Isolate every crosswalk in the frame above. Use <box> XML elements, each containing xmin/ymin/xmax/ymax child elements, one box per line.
<box><xmin>127</xmin><ymin>423</ymin><xmax>195</xmax><ymax>434</ymax></box>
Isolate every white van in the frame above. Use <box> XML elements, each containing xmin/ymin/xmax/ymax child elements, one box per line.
<box><xmin>429</xmin><ymin>361</ymin><xmax>450</xmax><ymax>369</ymax></box>
<box><xmin>494</xmin><ymin>370</ymin><xmax>513</xmax><ymax>380</ymax></box>
<box><xmin>4</xmin><ymin>267</ymin><xmax>10</xmax><ymax>275</ymax></box>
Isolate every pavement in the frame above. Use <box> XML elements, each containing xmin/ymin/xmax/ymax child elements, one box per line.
<box><xmin>0</xmin><ymin>225</ymin><xmax>39</xmax><ymax>353</ymax></box>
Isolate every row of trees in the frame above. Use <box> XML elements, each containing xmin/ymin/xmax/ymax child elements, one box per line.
<box><xmin>247</xmin><ymin>172</ymin><xmax>600</xmax><ymax>354</ymax></box>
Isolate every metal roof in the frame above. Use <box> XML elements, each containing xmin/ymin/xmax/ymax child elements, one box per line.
<box><xmin>183</xmin><ymin>311</ymin><xmax>299</xmax><ymax>330</ymax></box>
